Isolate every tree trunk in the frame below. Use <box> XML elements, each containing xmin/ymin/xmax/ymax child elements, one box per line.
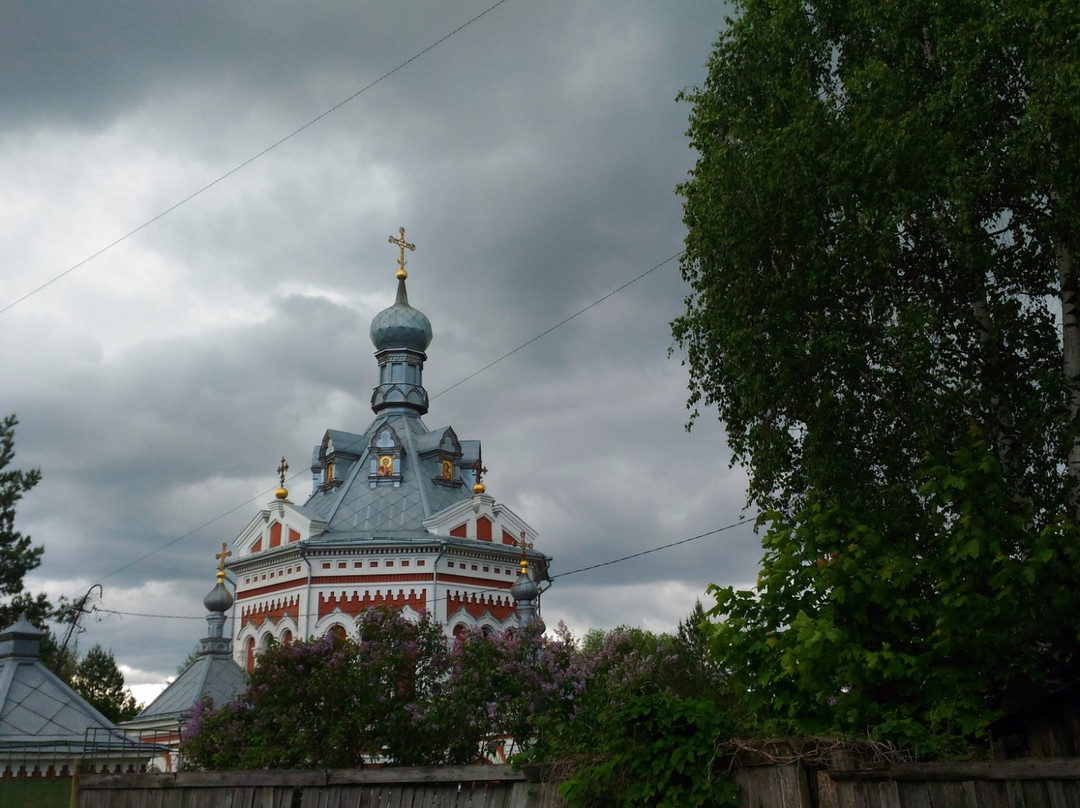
<box><xmin>1060</xmin><ymin>243</ymin><xmax>1080</xmax><ymax>518</ymax></box>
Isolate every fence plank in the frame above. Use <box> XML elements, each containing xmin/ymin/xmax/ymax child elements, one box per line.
<box><xmin>829</xmin><ymin>759</ymin><xmax>1080</xmax><ymax>782</ymax></box>
<box><xmin>896</xmin><ymin>780</ymin><xmax>934</xmax><ymax>808</ymax></box>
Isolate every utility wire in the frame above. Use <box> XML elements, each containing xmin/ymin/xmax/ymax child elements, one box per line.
<box><xmin>550</xmin><ymin>516</ymin><xmax>757</xmax><ymax>581</ymax></box>
<box><xmin>94</xmin><ymin>487</ymin><xmax>279</xmax><ymax>585</ymax></box>
<box><xmin>89</xmin><ymin>514</ymin><xmax>759</xmax><ymax>622</ymax></box>
<box><xmin>430</xmin><ymin>250</ymin><xmax>684</xmax><ymax>400</ymax></box>
<box><xmin>0</xmin><ymin>0</ymin><xmax>513</xmax><ymax>318</ymax></box>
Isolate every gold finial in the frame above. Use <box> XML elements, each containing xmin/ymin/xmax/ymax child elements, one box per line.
<box><xmin>275</xmin><ymin>456</ymin><xmax>289</xmax><ymax>500</ymax></box>
<box><xmin>215</xmin><ymin>542</ymin><xmax>232</xmax><ymax>584</ymax></box>
<box><xmin>516</xmin><ymin>531</ymin><xmax>533</xmax><ymax>575</ymax></box>
<box><xmin>387</xmin><ymin>226</ymin><xmax>416</xmax><ymax>280</ymax></box>
<box><xmin>471</xmin><ymin>457</ymin><xmax>488</xmax><ymax>495</ymax></box>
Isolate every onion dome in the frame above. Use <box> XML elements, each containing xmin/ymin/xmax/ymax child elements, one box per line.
<box><xmin>510</xmin><ymin>570</ymin><xmax>539</xmax><ymax>604</ymax></box>
<box><xmin>370</xmin><ymin>277</ymin><xmax>433</xmax><ymax>353</ymax></box>
<box><xmin>370</xmin><ymin>229</ymin><xmax>432</xmax><ymax>415</ymax></box>
<box><xmin>204</xmin><ymin>581</ymin><xmax>234</xmax><ymax>614</ymax></box>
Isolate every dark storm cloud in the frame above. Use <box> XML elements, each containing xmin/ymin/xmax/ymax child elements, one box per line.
<box><xmin>3</xmin><ymin>2</ymin><xmax>746</xmax><ymax>691</ymax></box>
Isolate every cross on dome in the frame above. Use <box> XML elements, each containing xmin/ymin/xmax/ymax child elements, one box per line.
<box><xmin>275</xmin><ymin>456</ymin><xmax>290</xmax><ymax>500</ymax></box>
<box><xmin>215</xmin><ymin>542</ymin><xmax>232</xmax><ymax>584</ymax></box>
<box><xmin>387</xmin><ymin>227</ymin><xmax>416</xmax><ymax>280</ymax></box>
<box><xmin>515</xmin><ymin>531</ymin><xmax>534</xmax><ymax>575</ymax></box>
<box><xmin>471</xmin><ymin>457</ymin><xmax>488</xmax><ymax>495</ymax></box>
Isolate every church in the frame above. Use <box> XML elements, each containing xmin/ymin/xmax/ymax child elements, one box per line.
<box><xmin>226</xmin><ymin>230</ymin><xmax>551</xmax><ymax>670</ymax></box>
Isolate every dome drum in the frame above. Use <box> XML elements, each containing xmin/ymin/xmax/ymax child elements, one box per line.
<box><xmin>371</xmin><ymin>383</ymin><xmax>430</xmax><ymax>413</ymax></box>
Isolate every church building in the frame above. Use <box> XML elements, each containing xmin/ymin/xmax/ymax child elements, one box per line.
<box><xmin>227</xmin><ymin>230</ymin><xmax>550</xmax><ymax>670</ymax></box>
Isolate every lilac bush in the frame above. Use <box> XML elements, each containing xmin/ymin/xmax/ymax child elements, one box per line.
<box><xmin>181</xmin><ymin>607</ymin><xmax>737</xmax><ymax>808</ymax></box>
<box><xmin>182</xmin><ymin>608</ymin><xmax>458</xmax><ymax>768</ymax></box>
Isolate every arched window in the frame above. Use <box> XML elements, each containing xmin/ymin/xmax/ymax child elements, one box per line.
<box><xmin>281</xmin><ymin>630</ymin><xmax>293</xmax><ymax>645</ymax></box>
<box><xmin>245</xmin><ymin>637</ymin><xmax>256</xmax><ymax>673</ymax></box>
<box><xmin>327</xmin><ymin>624</ymin><xmax>347</xmax><ymax>643</ymax></box>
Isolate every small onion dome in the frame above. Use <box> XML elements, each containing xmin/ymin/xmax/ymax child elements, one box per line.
<box><xmin>275</xmin><ymin>486</ymin><xmax>289</xmax><ymax>500</ymax></box>
<box><xmin>510</xmin><ymin>570</ymin><xmax>539</xmax><ymax>603</ymax></box>
<box><xmin>473</xmin><ymin>481</ymin><xmax>486</xmax><ymax>495</ymax></box>
<box><xmin>370</xmin><ymin>278</ymin><xmax>433</xmax><ymax>353</ymax></box>
<box><xmin>203</xmin><ymin>581</ymin><xmax>234</xmax><ymax>614</ymax></box>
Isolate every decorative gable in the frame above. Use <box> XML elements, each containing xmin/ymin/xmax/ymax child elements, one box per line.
<box><xmin>234</xmin><ymin>499</ymin><xmax>326</xmax><ymax>558</ymax></box>
<box><xmin>317</xmin><ymin>430</ymin><xmax>363</xmax><ymax>491</ymax></box>
<box><xmin>417</xmin><ymin>426</ymin><xmax>464</xmax><ymax>489</ymax></box>
<box><xmin>423</xmin><ymin>493</ymin><xmax>537</xmax><ymax>549</ymax></box>
<box><xmin>368</xmin><ymin>424</ymin><xmax>403</xmax><ymax>488</ymax></box>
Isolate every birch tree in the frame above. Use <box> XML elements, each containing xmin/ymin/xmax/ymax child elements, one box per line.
<box><xmin>675</xmin><ymin>0</ymin><xmax>1080</xmax><ymax>750</ymax></box>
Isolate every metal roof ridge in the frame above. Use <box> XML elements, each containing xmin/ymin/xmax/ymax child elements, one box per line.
<box><xmin>320</xmin><ymin>436</ymin><xmax>372</xmax><ymax>528</ymax></box>
<box><xmin>400</xmin><ymin>417</ymin><xmax>431</xmax><ymax>519</ymax></box>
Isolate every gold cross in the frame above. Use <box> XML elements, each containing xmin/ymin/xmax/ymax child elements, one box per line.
<box><xmin>387</xmin><ymin>227</ymin><xmax>416</xmax><ymax>280</ymax></box>
<box><xmin>471</xmin><ymin>457</ymin><xmax>488</xmax><ymax>486</ymax></box>
<box><xmin>277</xmin><ymin>456</ymin><xmax>289</xmax><ymax>487</ymax></box>
<box><xmin>516</xmin><ymin>531</ymin><xmax>533</xmax><ymax>574</ymax></box>
<box><xmin>215</xmin><ymin>542</ymin><xmax>232</xmax><ymax>583</ymax></box>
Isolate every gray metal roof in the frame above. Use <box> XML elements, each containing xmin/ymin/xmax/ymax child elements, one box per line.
<box><xmin>0</xmin><ymin>618</ymin><xmax>146</xmax><ymax>755</ymax></box>
<box><xmin>128</xmin><ymin>652</ymin><xmax>245</xmax><ymax>723</ymax></box>
<box><xmin>303</xmin><ymin>412</ymin><xmax>474</xmax><ymax>539</ymax></box>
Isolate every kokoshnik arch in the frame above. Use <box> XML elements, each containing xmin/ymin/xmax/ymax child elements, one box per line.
<box><xmin>227</xmin><ymin>229</ymin><xmax>551</xmax><ymax>671</ymax></box>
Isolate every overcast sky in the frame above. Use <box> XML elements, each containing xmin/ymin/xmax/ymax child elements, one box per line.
<box><xmin>1</xmin><ymin>1</ymin><xmax>761</xmax><ymax>701</ymax></box>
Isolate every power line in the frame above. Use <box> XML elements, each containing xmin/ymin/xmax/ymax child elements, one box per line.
<box><xmin>0</xmin><ymin>0</ymin><xmax>513</xmax><ymax>318</ymax></box>
<box><xmin>94</xmin><ymin>487</ymin><xmax>278</xmax><ymax>585</ymax></box>
<box><xmin>430</xmin><ymin>250</ymin><xmax>684</xmax><ymax>400</ymax></box>
<box><xmin>89</xmin><ymin>514</ymin><xmax>758</xmax><ymax>623</ymax></box>
<box><xmin>550</xmin><ymin>516</ymin><xmax>757</xmax><ymax>581</ymax></box>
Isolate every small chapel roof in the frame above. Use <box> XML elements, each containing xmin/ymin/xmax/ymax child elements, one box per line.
<box><xmin>0</xmin><ymin>617</ymin><xmax>148</xmax><ymax>758</ymax></box>
<box><xmin>126</xmin><ymin>556</ymin><xmax>245</xmax><ymax>726</ymax></box>
<box><xmin>129</xmin><ymin>654</ymin><xmax>245</xmax><ymax>723</ymax></box>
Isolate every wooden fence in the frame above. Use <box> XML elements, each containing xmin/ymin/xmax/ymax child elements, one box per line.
<box><xmin>72</xmin><ymin>758</ymin><xmax>1080</xmax><ymax>808</ymax></box>
<box><xmin>77</xmin><ymin>765</ymin><xmax>562</xmax><ymax>808</ymax></box>
<box><xmin>817</xmin><ymin>758</ymin><xmax>1080</xmax><ymax>808</ymax></box>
